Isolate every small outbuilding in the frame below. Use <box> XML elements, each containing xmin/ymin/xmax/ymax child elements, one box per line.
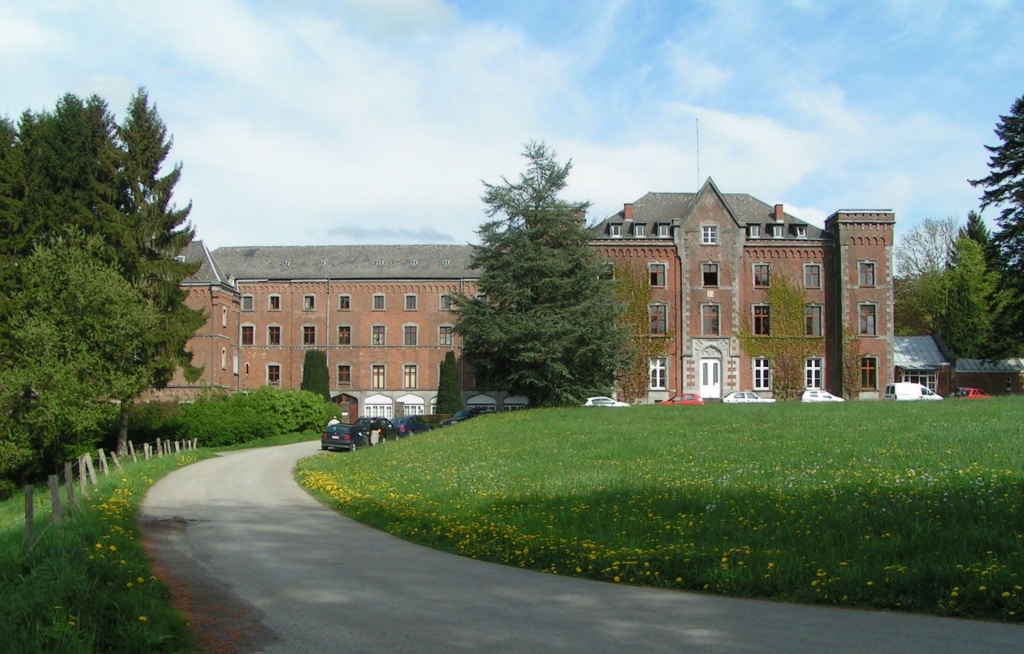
<box><xmin>892</xmin><ymin>336</ymin><xmax>953</xmax><ymax>397</ymax></box>
<box><xmin>954</xmin><ymin>358</ymin><xmax>1024</xmax><ymax>396</ymax></box>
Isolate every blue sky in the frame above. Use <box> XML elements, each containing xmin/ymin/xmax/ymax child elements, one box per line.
<box><xmin>1</xmin><ymin>0</ymin><xmax>1021</xmax><ymax>249</ymax></box>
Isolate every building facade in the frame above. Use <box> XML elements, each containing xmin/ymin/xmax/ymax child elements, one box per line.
<box><xmin>166</xmin><ymin>178</ymin><xmax>895</xmax><ymax>409</ymax></box>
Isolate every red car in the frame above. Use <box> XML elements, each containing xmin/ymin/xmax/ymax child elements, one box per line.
<box><xmin>953</xmin><ymin>387</ymin><xmax>990</xmax><ymax>399</ymax></box>
<box><xmin>660</xmin><ymin>393</ymin><xmax>705</xmax><ymax>405</ymax></box>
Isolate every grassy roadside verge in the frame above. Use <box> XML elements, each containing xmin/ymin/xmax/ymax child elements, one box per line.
<box><xmin>0</xmin><ymin>430</ymin><xmax>318</xmax><ymax>653</ymax></box>
<box><xmin>298</xmin><ymin>399</ymin><xmax>1024</xmax><ymax>621</ymax></box>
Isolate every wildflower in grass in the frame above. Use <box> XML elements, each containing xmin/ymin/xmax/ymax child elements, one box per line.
<box><xmin>109</xmin><ymin>545</ymin><xmax>116</xmax><ymax>552</ymax></box>
<box><xmin>1003</xmin><ymin>592</ymin><xmax>1011</xmax><ymax>598</ymax></box>
<box><xmin>139</xmin><ymin>616</ymin><xmax>147</xmax><ymax>622</ymax></box>
<box><xmin>979</xmin><ymin>586</ymin><xmax>987</xmax><ymax>591</ymax></box>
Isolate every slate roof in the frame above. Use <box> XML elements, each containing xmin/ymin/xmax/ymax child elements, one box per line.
<box><xmin>591</xmin><ymin>178</ymin><xmax>827</xmax><ymax>240</ymax></box>
<box><xmin>893</xmin><ymin>336</ymin><xmax>949</xmax><ymax>370</ymax></box>
<box><xmin>209</xmin><ymin>244</ymin><xmax>477</xmax><ymax>281</ymax></box>
<box><xmin>180</xmin><ymin>241</ymin><xmax>227</xmax><ymax>285</ymax></box>
<box><xmin>956</xmin><ymin>358</ymin><xmax>1024</xmax><ymax>373</ymax></box>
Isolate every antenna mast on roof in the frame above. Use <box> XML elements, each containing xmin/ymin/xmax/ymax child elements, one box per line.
<box><xmin>695</xmin><ymin>118</ymin><xmax>700</xmax><ymax>190</ymax></box>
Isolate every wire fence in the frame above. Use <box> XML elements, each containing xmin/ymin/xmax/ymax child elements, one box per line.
<box><xmin>18</xmin><ymin>437</ymin><xmax>199</xmax><ymax>549</ymax></box>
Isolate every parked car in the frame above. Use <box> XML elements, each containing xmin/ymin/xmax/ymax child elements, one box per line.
<box><xmin>582</xmin><ymin>396</ymin><xmax>630</xmax><ymax>407</ymax></box>
<box><xmin>352</xmin><ymin>417</ymin><xmax>398</xmax><ymax>442</ymax></box>
<box><xmin>392</xmin><ymin>415</ymin><xmax>433</xmax><ymax>436</ymax></box>
<box><xmin>659</xmin><ymin>393</ymin><xmax>704</xmax><ymax>405</ymax></box>
<box><xmin>722</xmin><ymin>391</ymin><xmax>776</xmax><ymax>404</ymax></box>
<box><xmin>321</xmin><ymin>423</ymin><xmax>368</xmax><ymax>452</ymax></box>
<box><xmin>800</xmin><ymin>389</ymin><xmax>845</xmax><ymax>403</ymax></box>
<box><xmin>953</xmin><ymin>387</ymin><xmax>990</xmax><ymax>399</ymax></box>
<box><xmin>439</xmin><ymin>406</ymin><xmax>494</xmax><ymax>427</ymax></box>
<box><xmin>883</xmin><ymin>382</ymin><xmax>943</xmax><ymax>401</ymax></box>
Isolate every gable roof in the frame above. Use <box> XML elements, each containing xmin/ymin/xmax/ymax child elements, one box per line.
<box><xmin>956</xmin><ymin>358</ymin><xmax>1024</xmax><ymax>373</ymax></box>
<box><xmin>180</xmin><ymin>241</ymin><xmax>227</xmax><ymax>286</ymax></box>
<box><xmin>210</xmin><ymin>244</ymin><xmax>476</xmax><ymax>281</ymax></box>
<box><xmin>893</xmin><ymin>336</ymin><xmax>950</xmax><ymax>370</ymax></box>
<box><xmin>592</xmin><ymin>178</ymin><xmax>827</xmax><ymax>240</ymax></box>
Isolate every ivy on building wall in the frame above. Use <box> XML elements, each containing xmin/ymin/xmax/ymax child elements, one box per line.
<box><xmin>614</xmin><ymin>261</ymin><xmax>671</xmax><ymax>403</ymax></box>
<box><xmin>738</xmin><ymin>273</ymin><xmax>823</xmax><ymax>399</ymax></box>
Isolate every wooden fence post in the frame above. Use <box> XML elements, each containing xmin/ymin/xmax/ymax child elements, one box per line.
<box><xmin>65</xmin><ymin>461</ymin><xmax>75</xmax><ymax>508</ymax></box>
<box><xmin>174</xmin><ymin>441</ymin><xmax>180</xmax><ymax>454</ymax></box>
<box><xmin>78</xmin><ymin>455</ymin><xmax>88</xmax><ymax>497</ymax></box>
<box><xmin>128</xmin><ymin>440</ymin><xmax>137</xmax><ymax>463</ymax></box>
<box><xmin>156</xmin><ymin>438</ymin><xmax>162</xmax><ymax>458</ymax></box>
<box><xmin>48</xmin><ymin>475</ymin><xmax>61</xmax><ymax>525</ymax></box>
<box><xmin>97</xmin><ymin>449</ymin><xmax>109</xmax><ymax>477</ymax></box>
<box><xmin>24</xmin><ymin>485</ymin><xmax>34</xmax><ymax>548</ymax></box>
<box><xmin>84</xmin><ymin>453</ymin><xmax>98</xmax><ymax>487</ymax></box>
<box><xmin>192</xmin><ymin>438</ymin><xmax>198</xmax><ymax>450</ymax></box>
<box><xmin>110</xmin><ymin>451</ymin><xmax>122</xmax><ymax>471</ymax></box>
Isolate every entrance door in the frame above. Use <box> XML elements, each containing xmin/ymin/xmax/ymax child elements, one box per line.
<box><xmin>700</xmin><ymin>359</ymin><xmax>721</xmax><ymax>399</ymax></box>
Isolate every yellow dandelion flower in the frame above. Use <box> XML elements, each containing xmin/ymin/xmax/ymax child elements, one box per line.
<box><xmin>1002</xmin><ymin>592</ymin><xmax>1011</xmax><ymax>598</ymax></box>
<box><xmin>138</xmin><ymin>616</ymin><xmax>147</xmax><ymax>622</ymax></box>
<box><xmin>979</xmin><ymin>586</ymin><xmax>987</xmax><ymax>591</ymax></box>
<box><xmin>108</xmin><ymin>545</ymin><xmax>117</xmax><ymax>552</ymax></box>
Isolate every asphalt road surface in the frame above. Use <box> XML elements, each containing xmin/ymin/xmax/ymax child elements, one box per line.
<box><xmin>139</xmin><ymin>442</ymin><xmax>1024</xmax><ymax>653</ymax></box>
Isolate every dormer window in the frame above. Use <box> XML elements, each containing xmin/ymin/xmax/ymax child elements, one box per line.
<box><xmin>375</xmin><ymin>259</ymin><xmax>385</xmax><ymax>266</ymax></box>
<box><xmin>633</xmin><ymin>224</ymin><xmax>645</xmax><ymax>237</ymax></box>
<box><xmin>771</xmin><ymin>224</ymin><xmax>784</xmax><ymax>238</ymax></box>
<box><xmin>748</xmin><ymin>224</ymin><xmax>760</xmax><ymax>238</ymax></box>
<box><xmin>442</xmin><ymin>259</ymin><xmax>451</xmax><ymax>267</ymax></box>
<box><xmin>795</xmin><ymin>225</ymin><xmax>807</xmax><ymax>238</ymax></box>
<box><xmin>611</xmin><ymin>224</ymin><xmax>621</xmax><ymax>237</ymax></box>
<box><xmin>657</xmin><ymin>224</ymin><xmax>669</xmax><ymax>237</ymax></box>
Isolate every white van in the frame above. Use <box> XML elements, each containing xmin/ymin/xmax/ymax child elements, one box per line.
<box><xmin>883</xmin><ymin>382</ymin><xmax>943</xmax><ymax>401</ymax></box>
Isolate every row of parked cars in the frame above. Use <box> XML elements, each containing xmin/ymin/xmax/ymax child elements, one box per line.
<box><xmin>582</xmin><ymin>384</ymin><xmax>992</xmax><ymax>407</ymax></box>
<box><xmin>321</xmin><ymin>406</ymin><xmax>499</xmax><ymax>452</ymax></box>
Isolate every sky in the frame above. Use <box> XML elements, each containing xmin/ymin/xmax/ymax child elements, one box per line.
<box><xmin>1</xmin><ymin>0</ymin><xmax>1021</xmax><ymax>250</ymax></box>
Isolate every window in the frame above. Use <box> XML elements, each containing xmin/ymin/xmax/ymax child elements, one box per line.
<box><xmin>611</xmin><ymin>224</ymin><xmax>621</xmax><ymax>237</ymax></box>
<box><xmin>404</xmin><ymin>325</ymin><xmax>418</xmax><ymax>346</ymax></box>
<box><xmin>241</xmin><ymin>295</ymin><xmax>254</xmax><ymax>312</ymax></box>
<box><xmin>268</xmin><ymin>325</ymin><xmax>281</xmax><ymax>345</ymax></box>
<box><xmin>754</xmin><ymin>305</ymin><xmax>771</xmax><ymax>336</ymax></box>
<box><xmin>804</xmin><ymin>264</ymin><xmax>821</xmax><ymax>289</ymax></box>
<box><xmin>338</xmin><ymin>294</ymin><xmax>351</xmax><ymax>311</ymax></box>
<box><xmin>439</xmin><ymin>325</ymin><xmax>454</xmax><ymax>346</ymax></box>
<box><xmin>859</xmin><ymin>262</ymin><xmax>876</xmax><ymax>287</ymax></box>
<box><xmin>796</xmin><ymin>225</ymin><xmax>807</xmax><ymax>238</ymax></box>
<box><xmin>241</xmin><ymin>325</ymin><xmax>254</xmax><ymax>345</ymax></box>
<box><xmin>859</xmin><ymin>304</ymin><xmax>877</xmax><ymax>336</ymax></box>
<box><xmin>372</xmin><ymin>325</ymin><xmax>386</xmax><ymax>346</ymax></box>
<box><xmin>658</xmin><ymin>224</ymin><xmax>669</xmax><ymax>237</ymax></box>
<box><xmin>701</xmin><ymin>304</ymin><xmax>720</xmax><ymax>335</ymax></box>
<box><xmin>754</xmin><ymin>264</ymin><xmax>771</xmax><ymax>288</ymax></box>
<box><xmin>649</xmin><ymin>358</ymin><xmax>667</xmax><ymax>390</ymax></box>
<box><xmin>303</xmin><ymin>325</ymin><xmax>316</xmax><ymax>345</ymax></box>
<box><xmin>373</xmin><ymin>294</ymin><xmax>385</xmax><ymax>310</ymax></box>
<box><xmin>805</xmin><ymin>305</ymin><xmax>823</xmax><ymax>337</ymax></box>
<box><xmin>805</xmin><ymin>358</ymin><xmax>822</xmax><ymax>389</ymax></box>
<box><xmin>649</xmin><ymin>304</ymin><xmax>667</xmax><ymax>335</ymax></box>
<box><xmin>404</xmin><ymin>364</ymin><xmax>417</xmax><ymax>389</ymax></box>
<box><xmin>702</xmin><ymin>225</ymin><xmax>718</xmax><ymax>244</ymax></box>
<box><xmin>371</xmin><ymin>364</ymin><xmax>385</xmax><ymax>390</ymax></box>
<box><xmin>649</xmin><ymin>263</ymin><xmax>666</xmax><ymax>287</ymax></box>
<box><xmin>702</xmin><ymin>263</ymin><xmax>719</xmax><ymax>287</ymax></box>
<box><xmin>860</xmin><ymin>357</ymin><xmax>877</xmax><ymax>389</ymax></box>
<box><xmin>748</xmin><ymin>224</ymin><xmax>760</xmax><ymax>238</ymax></box>
<box><xmin>900</xmin><ymin>370</ymin><xmax>937</xmax><ymax>392</ymax></box>
<box><xmin>633</xmin><ymin>224</ymin><xmax>645</xmax><ymax>237</ymax></box>
<box><xmin>222</xmin><ymin>307</ymin><xmax>227</xmax><ymax>328</ymax></box>
<box><xmin>754</xmin><ymin>358</ymin><xmax>771</xmax><ymax>390</ymax></box>
<box><xmin>269</xmin><ymin>295</ymin><xmax>281</xmax><ymax>311</ymax></box>
<box><xmin>405</xmin><ymin>294</ymin><xmax>417</xmax><ymax>311</ymax></box>
<box><xmin>303</xmin><ymin>294</ymin><xmax>315</xmax><ymax>311</ymax></box>
<box><xmin>439</xmin><ymin>294</ymin><xmax>452</xmax><ymax>311</ymax></box>
<box><xmin>337</xmin><ymin>365</ymin><xmax>351</xmax><ymax>388</ymax></box>
<box><xmin>221</xmin><ymin>348</ymin><xmax>226</xmax><ymax>369</ymax></box>
<box><xmin>771</xmin><ymin>224</ymin><xmax>784</xmax><ymax>238</ymax></box>
<box><xmin>338</xmin><ymin>325</ymin><xmax>351</xmax><ymax>345</ymax></box>
<box><xmin>267</xmin><ymin>364</ymin><xmax>281</xmax><ymax>386</ymax></box>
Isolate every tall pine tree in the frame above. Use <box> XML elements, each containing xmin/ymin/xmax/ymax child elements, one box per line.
<box><xmin>454</xmin><ymin>143</ymin><xmax>628</xmax><ymax>407</ymax></box>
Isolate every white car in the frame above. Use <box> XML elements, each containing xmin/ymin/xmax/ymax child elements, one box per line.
<box><xmin>722</xmin><ymin>391</ymin><xmax>776</xmax><ymax>404</ymax></box>
<box><xmin>801</xmin><ymin>389</ymin><xmax>845</xmax><ymax>403</ymax></box>
<box><xmin>582</xmin><ymin>396</ymin><xmax>630</xmax><ymax>407</ymax></box>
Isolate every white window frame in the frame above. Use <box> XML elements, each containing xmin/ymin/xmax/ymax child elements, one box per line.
<box><xmin>702</xmin><ymin>225</ymin><xmax>718</xmax><ymax>245</ymax></box>
<box><xmin>754</xmin><ymin>358</ymin><xmax>771</xmax><ymax>391</ymax></box>
<box><xmin>611</xmin><ymin>224</ymin><xmax>621</xmax><ymax>237</ymax></box>
<box><xmin>649</xmin><ymin>358</ymin><xmax>667</xmax><ymax>390</ymax></box>
<box><xmin>657</xmin><ymin>224</ymin><xmax>669</xmax><ymax>237</ymax></box>
<box><xmin>805</xmin><ymin>358</ymin><xmax>822</xmax><ymax>389</ymax></box>
<box><xmin>899</xmin><ymin>370</ymin><xmax>937</xmax><ymax>392</ymax></box>
<box><xmin>748</xmin><ymin>224</ymin><xmax>760</xmax><ymax>238</ymax></box>
<box><xmin>634</xmin><ymin>224</ymin><xmax>645</xmax><ymax>237</ymax></box>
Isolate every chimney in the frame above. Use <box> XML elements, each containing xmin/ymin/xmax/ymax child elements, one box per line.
<box><xmin>774</xmin><ymin>204</ymin><xmax>784</xmax><ymax>222</ymax></box>
<box><xmin>624</xmin><ymin>203</ymin><xmax>634</xmax><ymax>221</ymax></box>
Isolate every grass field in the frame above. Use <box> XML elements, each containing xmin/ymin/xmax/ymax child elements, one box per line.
<box><xmin>0</xmin><ymin>430</ymin><xmax>319</xmax><ymax>653</ymax></box>
<box><xmin>298</xmin><ymin>399</ymin><xmax>1024</xmax><ymax>621</ymax></box>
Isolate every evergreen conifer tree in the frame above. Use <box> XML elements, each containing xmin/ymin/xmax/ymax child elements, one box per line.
<box><xmin>301</xmin><ymin>350</ymin><xmax>331</xmax><ymax>401</ymax></box>
<box><xmin>437</xmin><ymin>351</ymin><xmax>462</xmax><ymax>414</ymax></box>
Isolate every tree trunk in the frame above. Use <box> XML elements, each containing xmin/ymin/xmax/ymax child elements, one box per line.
<box><xmin>117</xmin><ymin>401</ymin><xmax>130</xmax><ymax>457</ymax></box>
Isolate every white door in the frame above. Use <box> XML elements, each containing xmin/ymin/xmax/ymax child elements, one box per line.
<box><xmin>700</xmin><ymin>359</ymin><xmax>721</xmax><ymax>399</ymax></box>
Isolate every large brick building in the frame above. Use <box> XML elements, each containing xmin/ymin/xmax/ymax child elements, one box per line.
<box><xmin>168</xmin><ymin>178</ymin><xmax>894</xmax><ymax>411</ymax></box>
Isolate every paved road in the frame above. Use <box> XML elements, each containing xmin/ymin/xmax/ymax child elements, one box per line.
<box><xmin>139</xmin><ymin>442</ymin><xmax>1024</xmax><ymax>653</ymax></box>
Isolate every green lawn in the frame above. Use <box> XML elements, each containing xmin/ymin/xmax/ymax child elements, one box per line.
<box><xmin>298</xmin><ymin>399</ymin><xmax>1024</xmax><ymax>621</ymax></box>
